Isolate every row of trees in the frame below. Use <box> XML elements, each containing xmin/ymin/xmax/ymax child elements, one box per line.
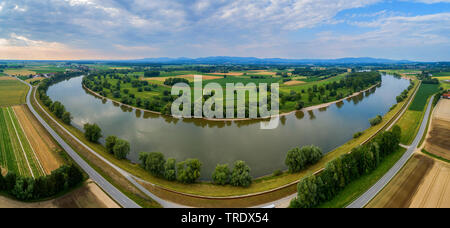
<box><xmin>164</xmin><ymin>78</ymin><xmax>190</xmax><ymax>86</ymax></box>
<box><xmin>212</xmin><ymin>161</ymin><xmax>252</xmax><ymax>187</ymax></box>
<box><xmin>39</xmin><ymin>93</ymin><xmax>72</xmax><ymax>125</ymax></box>
<box><xmin>0</xmin><ymin>164</ymin><xmax>84</xmax><ymax>201</ymax></box>
<box><xmin>290</xmin><ymin>126</ymin><xmax>402</xmax><ymax>208</ymax></box>
<box><xmin>139</xmin><ymin>152</ymin><xmax>201</xmax><ymax>184</ymax></box>
<box><xmin>396</xmin><ymin>81</ymin><xmax>415</xmax><ymax>103</ymax></box>
<box><xmin>37</xmin><ymin>71</ymin><xmax>87</xmax><ymax>125</ymax></box>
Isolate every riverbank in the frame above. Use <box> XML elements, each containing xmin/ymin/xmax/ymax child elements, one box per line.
<box><xmin>39</xmin><ymin>76</ymin><xmax>417</xmax><ymax>208</ymax></box>
<box><xmin>83</xmin><ymin>80</ymin><xmax>381</xmax><ymax>122</ymax></box>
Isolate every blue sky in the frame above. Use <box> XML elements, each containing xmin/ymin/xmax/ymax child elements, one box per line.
<box><xmin>0</xmin><ymin>0</ymin><xmax>449</xmax><ymax>61</ymax></box>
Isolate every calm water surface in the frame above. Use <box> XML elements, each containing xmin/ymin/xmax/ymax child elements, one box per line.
<box><xmin>47</xmin><ymin>75</ymin><xmax>409</xmax><ymax>179</ymax></box>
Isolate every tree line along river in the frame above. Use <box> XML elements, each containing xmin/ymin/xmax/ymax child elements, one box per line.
<box><xmin>46</xmin><ymin>75</ymin><xmax>409</xmax><ymax>180</ymax></box>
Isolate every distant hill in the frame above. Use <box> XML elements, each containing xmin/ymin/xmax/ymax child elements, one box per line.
<box><xmin>131</xmin><ymin>56</ymin><xmax>412</xmax><ymax>64</ymax></box>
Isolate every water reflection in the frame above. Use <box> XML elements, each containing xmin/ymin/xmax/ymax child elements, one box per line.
<box><xmin>48</xmin><ymin>75</ymin><xmax>409</xmax><ymax>179</ymax></box>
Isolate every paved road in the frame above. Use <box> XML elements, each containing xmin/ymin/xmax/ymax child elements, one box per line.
<box><xmin>20</xmin><ymin>78</ymin><xmax>184</xmax><ymax>208</ymax></box>
<box><xmin>346</xmin><ymin>95</ymin><xmax>435</xmax><ymax>208</ymax></box>
<box><xmin>18</xmin><ymin>79</ymin><xmax>141</xmax><ymax>208</ymax></box>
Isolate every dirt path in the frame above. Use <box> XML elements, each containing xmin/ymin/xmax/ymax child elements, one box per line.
<box><xmin>12</xmin><ymin>105</ymin><xmax>62</xmax><ymax>174</ymax></box>
<box><xmin>0</xmin><ymin>182</ymin><xmax>120</xmax><ymax>208</ymax></box>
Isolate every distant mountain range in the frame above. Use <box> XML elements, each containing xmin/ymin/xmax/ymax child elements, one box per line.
<box><xmin>128</xmin><ymin>56</ymin><xmax>413</xmax><ymax>64</ymax></box>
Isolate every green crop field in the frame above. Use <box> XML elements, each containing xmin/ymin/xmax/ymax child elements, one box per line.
<box><xmin>0</xmin><ymin>78</ymin><xmax>29</xmax><ymax>106</ymax></box>
<box><xmin>432</xmin><ymin>72</ymin><xmax>450</xmax><ymax>77</ymax></box>
<box><xmin>0</xmin><ymin>107</ymin><xmax>45</xmax><ymax>177</ymax></box>
<box><xmin>408</xmin><ymin>84</ymin><xmax>440</xmax><ymax>111</ymax></box>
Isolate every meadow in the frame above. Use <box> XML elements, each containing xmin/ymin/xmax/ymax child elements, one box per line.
<box><xmin>0</xmin><ymin>77</ymin><xmax>29</xmax><ymax>106</ymax></box>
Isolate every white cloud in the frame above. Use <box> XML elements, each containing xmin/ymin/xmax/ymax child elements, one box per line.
<box><xmin>13</xmin><ymin>4</ymin><xmax>26</xmax><ymax>12</ymax></box>
<box><xmin>204</xmin><ymin>0</ymin><xmax>381</xmax><ymax>30</ymax></box>
<box><xmin>409</xmin><ymin>0</ymin><xmax>450</xmax><ymax>3</ymax></box>
<box><xmin>0</xmin><ymin>34</ymin><xmax>105</xmax><ymax>60</ymax></box>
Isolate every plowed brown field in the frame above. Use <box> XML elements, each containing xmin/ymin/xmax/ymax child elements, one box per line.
<box><xmin>366</xmin><ymin>155</ymin><xmax>434</xmax><ymax>208</ymax></box>
<box><xmin>424</xmin><ymin>99</ymin><xmax>450</xmax><ymax>160</ymax></box>
<box><xmin>12</xmin><ymin>105</ymin><xmax>64</xmax><ymax>174</ymax></box>
<box><xmin>410</xmin><ymin>160</ymin><xmax>450</xmax><ymax>208</ymax></box>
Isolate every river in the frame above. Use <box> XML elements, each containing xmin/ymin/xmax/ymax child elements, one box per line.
<box><xmin>47</xmin><ymin>75</ymin><xmax>409</xmax><ymax>179</ymax></box>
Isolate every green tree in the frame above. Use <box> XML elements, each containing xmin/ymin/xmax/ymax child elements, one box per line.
<box><xmin>164</xmin><ymin>158</ymin><xmax>177</xmax><ymax>181</ymax></box>
<box><xmin>145</xmin><ymin>152</ymin><xmax>166</xmax><ymax>177</ymax></box>
<box><xmin>50</xmin><ymin>101</ymin><xmax>66</xmax><ymax>118</ymax></box>
<box><xmin>11</xmin><ymin>177</ymin><xmax>34</xmax><ymax>200</ymax></box>
<box><xmin>113</xmin><ymin>139</ymin><xmax>130</xmax><ymax>160</ymax></box>
<box><xmin>83</xmin><ymin>123</ymin><xmax>102</xmax><ymax>142</ymax></box>
<box><xmin>212</xmin><ymin>164</ymin><xmax>231</xmax><ymax>185</ymax></box>
<box><xmin>105</xmin><ymin>136</ymin><xmax>118</xmax><ymax>154</ymax></box>
<box><xmin>5</xmin><ymin>172</ymin><xmax>17</xmax><ymax>191</ymax></box>
<box><xmin>369</xmin><ymin>115</ymin><xmax>382</xmax><ymax>126</ymax></box>
<box><xmin>0</xmin><ymin>173</ymin><xmax>5</xmax><ymax>191</ymax></box>
<box><xmin>61</xmin><ymin>112</ymin><xmax>72</xmax><ymax>125</ymax></box>
<box><xmin>290</xmin><ymin>174</ymin><xmax>319</xmax><ymax>208</ymax></box>
<box><xmin>285</xmin><ymin>145</ymin><xmax>323</xmax><ymax>173</ymax></box>
<box><xmin>67</xmin><ymin>164</ymin><xmax>84</xmax><ymax>188</ymax></box>
<box><xmin>177</xmin><ymin>159</ymin><xmax>202</xmax><ymax>184</ymax></box>
<box><xmin>230</xmin><ymin>161</ymin><xmax>252</xmax><ymax>187</ymax></box>
<box><xmin>139</xmin><ymin>152</ymin><xmax>149</xmax><ymax>169</ymax></box>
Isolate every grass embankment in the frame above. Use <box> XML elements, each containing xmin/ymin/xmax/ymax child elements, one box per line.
<box><xmin>40</xmin><ymin>76</ymin><xmax>418</xmax><ymax>202</ymax></box>
<box><xmin>0</xmin><ymin>77</ymin><xmax>29</xmax><ymax>106</ymax></box>
<box><xmin>396</xmin><ymin>83</ymin><xmax>439</xmax><ymax>145</ymax></box>
<box><xmin>319</xmin><ymin>147</ymin><xmax>407</xmax><ymax>208</ymax></box>
<box><xmin>31</xmin><ymin>87</ymin><xmax>160</xmax><ymax>208</ymax></box>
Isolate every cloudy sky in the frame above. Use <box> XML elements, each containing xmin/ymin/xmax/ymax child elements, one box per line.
<box><xmin>0</xmin><ymin>0</ymin><xmax>449</xmax><ymax>61</ymax></box>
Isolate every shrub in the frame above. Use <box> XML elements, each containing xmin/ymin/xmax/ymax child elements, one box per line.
<box><xmin>113</xmin><ymin>139</ymin><xmax>130</xmax><ymax>160</ymax></box>
<box><xmin>145</xmin><ymin>152</ymin><xmax>166</xmax><ymax>177</ymax></box>
<box><xmin>61</xmin><ymin>112</ymin><xmax>72</xmax><ymax>125</ymax></box>
<box><xmin>369</xmin><ymin>115</ymin><xmax>382</xmax><ymax>126</ymax></box>
<box><xmin>212</xmin><ymin>164</ymin><xmax>231</xmax><ymax>185</ymax></box>
<box><xmin>273</xmin><ymin>169</ymin><xmax>283</xmax><ymax>177</ymax></box>
<box><xmin>164</xmin><ymin>158</ymin><xmax>177</xmax><ymax>181</ymax></box>
<box><xmin>353</xmin><ymin>132</ymin><xmax>363</xmax><ymax>138</ymax></box>
<box><xmin>285</xmin><ymin>145</ymin><xmax>323</xmax><ymax>173</ymax></box>
<box><xmin>83</xmin><ymin>123</ymin><xmax>102</xmax><ymax>142</ymax></box>
<box><xmin>230</xmin><ymin>161</ymin><xmax>252</xmax><ymax>187</ymax></box>
<box><xmin>177</xmin><ymin>159</ymin><xmax>202</xmax><ymax>184</ymax></box>
<box><xmin>105</xmin><ymin>136</ymin><xmax>118</xmax><ymax>154</ymax></box>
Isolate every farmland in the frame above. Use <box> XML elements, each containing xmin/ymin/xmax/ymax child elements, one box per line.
<box><xmin>409</xmin><ymin>84</ymin><xmax>440</xmax><ymax>111</ymax></box>
<box><xmin>0</xmin><ymin>107</ymin><xmax>45</xmax><ymax>177</ymax></box>
<box><xmin>0</xmin><ymin>77</ymin><xmax>29</xmax><ymax>106</ymax></box>
<box><xmin>0</xmin><ymin>182</ymin><xmax>119</xmax><ymax>208</ymax></box>
<box><xmin>13</xmin><ymin>105</ymin><xmax>66</xmax><ymax>174</ymax></box>
<box><xmin>367</xmin><ymin>154</ymin><xmax>450</xmax><ymax>208</ymax></box>
<box><xmin>424</xmin><ymin>99</ymin><xmax>450</xmax><ymax>160</ymax></box>
<box><xmin>366</xmin><ymin>154</ymin><xmax>435</xmax><ymax>208</ymax></box>
<box><xmin>396</xmin><ymin>83</ymin><xmax>439</xmax><ymax>145</ymax></box>
<box><xmin>4</xmin><ymin>69</ymin><xmax>36</xmax><ymax>76</ymax></box>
